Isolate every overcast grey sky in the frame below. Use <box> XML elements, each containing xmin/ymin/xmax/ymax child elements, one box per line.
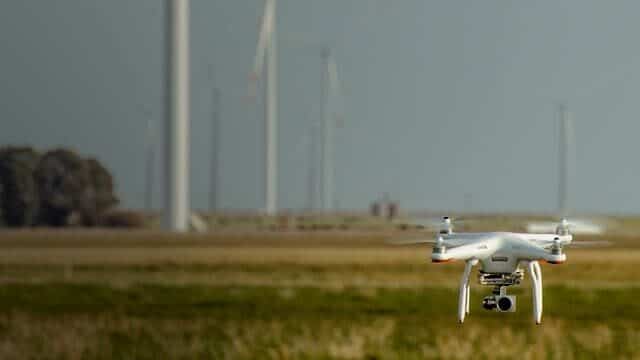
<box><xmin>1</xmin><ymin>1</ymin><xmax>640</xmax><ymax>214</ymax></box>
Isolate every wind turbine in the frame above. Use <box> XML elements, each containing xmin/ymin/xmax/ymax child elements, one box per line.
<box><xmin>209</xmin><ymin>88</ymin><xmax>221</xmax><ymax>212</ymax></box>
<box><xmin>145</xmin><ymin>116</ymin><xmax>156</xmax><ymax>212</ymax></box>
<box><xmin>319</xmin><ymin>47</ymin><xmax>344</xmax><ymax>212</ymax></box>
<box><xmin>249</xmin><ymin>0</ymin><xmax>278</xmax><ymax>215</ymax></box>
<box><xmin>164</xmin><ymin>0</ymin><xmax>190</xmax><ymax>231</ymax></box>
<box><xmin>557</xmin><ymin>103</ymin><xmax>572</xmax><ymax>218</ymax></box>
<box><xmin>306</xmin><ymin>123</ymin><xmax>318</xmax><ymax>211</ymax></box>
<box><xmin>526</xmin><ymin>104</ymin><xmax>605</xmax><ymax>235</ymax></box>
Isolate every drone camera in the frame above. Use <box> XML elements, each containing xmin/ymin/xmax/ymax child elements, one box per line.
<box><xmin>497</xmin><ymin>295</ymin><xmax>516</xmax><ymax>312</ymax></box>
<box><xmin>482</xmin><ymin>295</ymin><xmax>516</xmax><ymax>312</ymax></box>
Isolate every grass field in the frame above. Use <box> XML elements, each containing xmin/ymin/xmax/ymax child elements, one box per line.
<box><xmin>0</xmin><ymin>229</ymin><xmax>638</xmax><ymax>359</ymax></box>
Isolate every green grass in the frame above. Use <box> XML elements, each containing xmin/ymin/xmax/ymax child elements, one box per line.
<box><xmin>0</xmin><ymin>283</ymin><xmax>638</xmax><ymax>359</ymax></box>
<box><xmin>0</xmin><ymin>228</ymin><xmax>637</xmax><ymax>359</ymax></box>
<box><xmin>0</xmin><ymin>283</ymin><xmax>637</xmax><ymax>321</ymax></box>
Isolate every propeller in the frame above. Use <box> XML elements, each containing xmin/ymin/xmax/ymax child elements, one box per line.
<box><xmin>395</xmin><ymin>216</ymin><xmax>473</xmax><ymax>232</ymax></box>
<box><xmin>386</xmin><ymin>235</ymin><xmax>448</xmax><ymax>246</ymax></box>
<box><xmin>543</xmin><ymin>236</ymin><xmax>611</xmax><ymax>249</ymax></box>
<box><xmin>561</xmin><ymin>240</ymin><xmax>612</xmax><ymax>248</ymax></box>
<box><xmin>556</xmin><ymin>218</ymin><xmax>571</xmax><ymax>235</ymax></box>
<box><xmin>526</xmin><ymin>217</ymin><xmax>606</xmax><ymax>235</ymax></box>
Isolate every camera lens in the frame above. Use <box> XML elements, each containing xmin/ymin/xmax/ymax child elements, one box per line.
<box><xmin>497</xmin><ymin>297</ymin><xmax>512</xmax><ymax>311</ymax></box>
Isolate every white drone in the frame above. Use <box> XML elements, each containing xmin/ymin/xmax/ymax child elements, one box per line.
<box><xmin>392</xmin><ymin>216</ymin><xmax>607</xmax><ymax>324</ymax></box>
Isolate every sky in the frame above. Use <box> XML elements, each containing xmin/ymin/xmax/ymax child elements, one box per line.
<box><xmin>1</xmin><ymin>1</ymin><xmax>640</xmax><ymax>215</ymax></box>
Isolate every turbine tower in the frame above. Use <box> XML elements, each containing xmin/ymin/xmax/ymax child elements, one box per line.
<box><xmin>210</xmin><ymin>88</ymin><xmax>221</xmax><ymax>212</ymax></box>
<box><xmin>164</xmin><ymin>0</ymin><xmax>190</xmax><ymax>231</ymax></box>
<box><xmin>557</xmin><ymin>103</ymin><xmax>573</xmax><ymax>218</ymax></box>
<box><xmin>526</xmin><ymin>104</ymin><xmax>604</xmax><ymax>235</ymax></box>
<box><xmin>145</xmin><ymin>116</ymin><xmax>156</xmax><ymax>212</ymax></box>
<box><xmin>306</xmin><ymin>124</ymin><xmax>318</xmax><ymax>211</ymax></box>
<box><xmin>249</xmin><ymin>0</ymin><xmax>278</xmax><ymax>214</ymax></box>
<box><xmin>319</xmin><ymin>47</ymin><xmax>343</xmax><ymax>212</ymax></box>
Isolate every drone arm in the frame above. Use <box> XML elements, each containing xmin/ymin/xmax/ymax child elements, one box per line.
<box><xmin>527</xmin><ymin>261</ymin><xmax>543</xmax><ymax>324</ymax></box>
<box><xmin>465</xmin><ymin>283</ymin><xmax>470</xmax><ymax>315</ymax></box>
<box><xmin>458</xmin><ymin>259</ymin><xmax>478</xmax><ymax>323</ymax></box>
<box><xmin>433</xmin><ymin>241</ymin><xmax>494</xmax><ymax>262</ymax></box>
<box><xmin>514</xmin><ymin>239</ymin><xmax>566</xmax><ymax>264</ymax></box>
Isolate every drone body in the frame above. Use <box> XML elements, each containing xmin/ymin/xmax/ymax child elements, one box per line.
<box><xmin>395</xmin><ymin>217</ymin><xmax>605</xmax><ymax>324</ymax></box>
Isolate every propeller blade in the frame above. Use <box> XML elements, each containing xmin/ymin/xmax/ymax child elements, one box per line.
<box><xmin>564</xmin><ymin>240</ymin><xmax>612</xmax><ymax>248</ymax></box>
<box><xmin>394</xmin><ymin>219</ymin><xmax>439</xmax><ymax>230</ymax></box>
<box><xmin>395</xmin><ymin>217</ymin><xmax>476</xmax><ymax>229</ymax></box>
<box><xmin>525</xmin><ymin>218</ymin><xmax>606</xmax><ymax>235</ymax></box>
<box><xmin>543</xmin><ymin>240</ymin><xmax>611</xmax><ymax>249</ymax></box>
<box><xmin>386</xmin><ymin>237</ymin><xmax>437</xmax><ymax>245</ymax></box>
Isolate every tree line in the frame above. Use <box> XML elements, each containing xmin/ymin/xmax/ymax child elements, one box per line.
<box><xmin>0</xmin><ymin>146</ymin><xmax>119</xmax><ymax>227</ymax></box>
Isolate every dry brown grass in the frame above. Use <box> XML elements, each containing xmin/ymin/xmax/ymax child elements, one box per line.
<box><xmin>0</xmin><ymin>230</ymin><xmax>637</xmax><ymax>289</ymax></box>
<box><xmin>0</xmin><ymin>229</ymin><xmax>637</xmax><ymax>358</ymax></box>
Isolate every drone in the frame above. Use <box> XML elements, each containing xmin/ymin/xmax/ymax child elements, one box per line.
<box><xmin>392</xmin><ymin>216</ymin><xmax>608</xmax><ymax>324</ymax></box>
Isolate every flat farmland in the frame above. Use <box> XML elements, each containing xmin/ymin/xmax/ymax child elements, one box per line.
<box><xmin>0</xmin><ymin>229</ymin><xmax>638</xmax><ymax>359</ymax></box>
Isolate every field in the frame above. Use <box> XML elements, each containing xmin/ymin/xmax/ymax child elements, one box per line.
<box><xmin>0</xmin><ymin>228</ymin><xmax>638</xmax><ymax>359</ymax></box>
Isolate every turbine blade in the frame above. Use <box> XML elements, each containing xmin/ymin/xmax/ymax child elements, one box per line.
<box><xmin>327</xmin><ymin>55</ymin><xmax>345</xmax><ymax>127</ymax></box>
<box><xmin>249</xmin><ymin>0</ymin><xmax>274</xmax><ymax>94</ymax></box>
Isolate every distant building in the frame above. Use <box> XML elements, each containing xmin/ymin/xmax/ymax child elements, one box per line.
<box><xmin>370</xmin><ymin>193</ymin><xmax>399</xmax><ymax>220</ymax></box>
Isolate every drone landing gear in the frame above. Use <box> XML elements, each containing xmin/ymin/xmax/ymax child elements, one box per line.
<box><xmin>458</xmin><ymin>260</ymin><xmax>544</xmax><ymax>324</ymax></box>
<box><xmin>458</xmin><ymin>259</ymin><xmax>478</xmax><ymax>323</ymax></box>
<box><xmin>527</xmin><ymin>260</ymin><xmax>543</xmax><ymax>324</ymax></box>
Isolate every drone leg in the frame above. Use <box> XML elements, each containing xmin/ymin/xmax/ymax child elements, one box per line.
<box><xmin>465</xmin><ymin>283</ymin><xmax>470</xmax><ymax>314</ymax></box>
<box><xmin>534</xmin><ymin>261</ymin><xmax>543</xmax><ymax>322</ymax></box>
<box><xmin>458</xmin><ymin>259</ymin><xmax>477</xmax><ymax>323</ymax></box>
<box><xmin>528</xmin><ymin>261</ymin><xmax>543</xmax><ymax>324</ymax></box>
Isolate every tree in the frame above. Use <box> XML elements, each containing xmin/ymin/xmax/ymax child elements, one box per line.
<box><xmin>83</xmin><ymin>157</ymin><xmax>118</xmax><ymax>225</ymax></box>
<box><xmin>0</xmin><ymin>147</ymin><xmax>119</xmax><ymax>228</ymax></box>
<box><xmin>0</xmin><ymin>147</ymin><xmax>41</xmax><ymax>227</ymax></box>
<box><xmin>34</xmin><ymin>148</ymin><xmax>90</xmax><ymax>226</ymax></box>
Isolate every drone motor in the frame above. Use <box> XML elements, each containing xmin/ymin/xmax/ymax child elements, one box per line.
<box><xmin>432</xmin><ymin>236</ymin><xmax>446</xmax><ymax>255</ymax></box>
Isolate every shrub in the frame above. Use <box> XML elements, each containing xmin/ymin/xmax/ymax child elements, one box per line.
<box><xmin>100</xmin><ymin>209</ymin><xmax>145</xmax><ymax>228</ymax></box>
<box><xmin>0</xmin><ymin>146</ymin><xmax>41</xmax><ymax>227</ymax></box>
